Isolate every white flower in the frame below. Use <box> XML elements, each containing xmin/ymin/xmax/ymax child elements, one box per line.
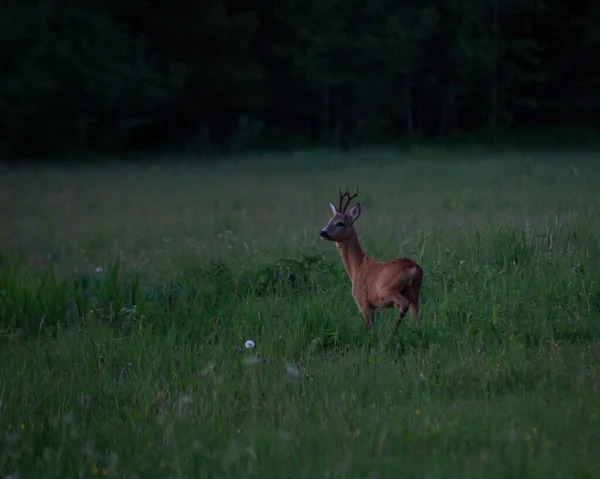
<box><xmin>244</xmin><ymin>340</ymin><xmax>255</xmax><ymax>349</ymax></box>
<box><xmin>95</xmin><ymin>267</ymin><xmax>103</xmax><ymax>273</ymax></box>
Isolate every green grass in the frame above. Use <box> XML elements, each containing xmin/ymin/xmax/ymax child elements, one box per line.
<box><xmin>1</xmin><ymin>146</ymin><xmax>600</xmax><ymax>478</ymax></box>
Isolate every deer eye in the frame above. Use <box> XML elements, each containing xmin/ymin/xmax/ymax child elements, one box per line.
<box><xmin>335</xmin><ymin>221</ymin><xmax>345</xmax><ymax>228</ymax></box>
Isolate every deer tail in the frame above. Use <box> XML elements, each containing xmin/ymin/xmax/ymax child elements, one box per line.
<box><xmin>406</xmin><ymin>265</ymin><xmax>420</xmax><ymax>287</ymax></box>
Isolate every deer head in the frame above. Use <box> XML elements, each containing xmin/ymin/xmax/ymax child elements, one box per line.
<box><xmin>320</xmin><ymin>187</ymin><xmax>361</xmax><ymax>242</ymax></box>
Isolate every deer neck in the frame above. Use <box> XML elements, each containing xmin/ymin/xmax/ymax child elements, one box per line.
<box><xmin>336</xmin><ymin>230</ymin><xmax>366</xmax><ymax>281</ymax></box>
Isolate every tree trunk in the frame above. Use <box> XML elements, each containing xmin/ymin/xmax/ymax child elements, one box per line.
<box><xmin>415</xmin><ymin>90</ymin><xmax>424</xmax><ymax>135</ymax></box>
<box><xmin>488</xmin><ymin>0</ymin><xmax>499</xmax><ymax>133</ymax></box>
<box><xmin>403</xmin><ymin>72</ymin><xmax>413</xmax><ymax>134</ymax></box>
<box><xmin>321</xmin><ymin>86</ymin><xmax>331</xmax><ymax>141</ymax></box>
<box><xmin>332</xmin><ymin>88</ymin><xmax>342</xmax><ymax>145</ymax></box>
<box><xmin>437</xmin><ymin>85</ymin><xmax>454</xmax><ymax>137</ymax></box>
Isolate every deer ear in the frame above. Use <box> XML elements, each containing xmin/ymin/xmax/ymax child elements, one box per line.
<box><xmin>348</xmin><ymin>203</ymin><xmax>361</xmax><ymax>222</ymax></box>
<box><xmin>329</xmin><ymin>203</ymin><xmax>337</xmax><ymax>215</ymax></box>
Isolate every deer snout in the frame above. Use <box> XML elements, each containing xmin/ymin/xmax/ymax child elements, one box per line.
<box><xmin>320</xmin><ymin>229</ymin><xmax>330</xmax><ymax>239</ymax></box>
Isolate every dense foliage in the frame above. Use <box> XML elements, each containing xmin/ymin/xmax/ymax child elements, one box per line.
<box><xmin>1</xmin><ymin>0</ymin><xmax>599</xmax><ymax>156</ymax></box>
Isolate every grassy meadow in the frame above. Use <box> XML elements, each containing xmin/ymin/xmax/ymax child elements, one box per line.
<box><xmin>1</xmin><ymin>146</ymin><xmax>600</xmax><ymax>478</ymax></box>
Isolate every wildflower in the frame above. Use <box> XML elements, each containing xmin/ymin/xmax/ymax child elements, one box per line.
<box><xmin>92</xmin><ymin>466</ymin><xmax>99</xmax><ymax>474</ymax></box>
<box><xmin>245</xmin><ymin>340</ymin><xmax>255</xmax><ymax>349</ymax></box>
<box><xmin>496</xmin><ymin>363</ymin><xmax>500</xmax><ymax>368</ymax></box>
<box><xmin>415</xmin><ymin>409</ymin><xmax>421</xmax><ymax>416</ymax></box>
<box><xmin>20</xmin><ymin>424</ymin><xmax>25</xmax><ymax>430</ymax></box>
<box><xmin>95</xmin><ymin>267</ymin><xmax>103</xmax><ymax>273</ymax></box>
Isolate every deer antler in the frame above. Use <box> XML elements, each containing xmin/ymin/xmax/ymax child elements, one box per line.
<box><xmin>338</xmin><ymin>186</ymin><xmax>359</xmax><ymax>213</ymax></box>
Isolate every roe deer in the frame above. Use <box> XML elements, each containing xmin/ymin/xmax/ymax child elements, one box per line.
<box><xmin>319</xmin><ymin>187</ymin><xmax>423</xmax><ymax>331</ymax></box>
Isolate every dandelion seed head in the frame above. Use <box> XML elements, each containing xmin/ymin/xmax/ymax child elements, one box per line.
<box><xmin>245</xmin><ymin>340</ymin><xmax>255</xmax><ymax>349</ymax></box>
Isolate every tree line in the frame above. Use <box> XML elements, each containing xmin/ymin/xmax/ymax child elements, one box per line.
<box><xmin>1</xmin><ymin>0</ymin><xmax>599</xmax><ymax>157</ymax></box>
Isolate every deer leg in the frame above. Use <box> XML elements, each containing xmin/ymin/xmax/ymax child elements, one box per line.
<box><xmin>382</xmin><ymin>290</ymin><xmax>410</xmax><ymax>330</ymax></box>
<box><xmin>403</xmin><ymin>287</ymin><xmax>420</xmax><ymax>321</ymax></box>
<box><xmin>360</xmin><ymin>306</ymin><xmax>375</xmax><ymax>331</ymax></box>
<box><xmin>404</xmin><ymin>276</ymin><xmax>422</xmax><ymax>323</ymax></box>
<box><xmin>394</xmin><ymin>302</ymin><xmax>410</xmax><ymax>329</ymax></box>
<box><xmin>409</xmin><ymin>295</ymin><xmax>420</xmax><ymax>322</ymax></box>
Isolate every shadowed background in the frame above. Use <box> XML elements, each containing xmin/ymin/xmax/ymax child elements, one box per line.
<box><xmin>2</xmin><ymin>0</ymin><xmax>600</xmax><ymax>476</ymax></box>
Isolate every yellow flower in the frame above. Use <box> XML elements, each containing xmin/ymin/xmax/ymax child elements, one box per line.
<box><xmin>21</xmin><ymin>424</ymin><xmax>25</xmax><ymax>430</ymax></box>
<box><xmin>92</xmin><ymin>466</ymin><xmax>99</xmax><ymax>474</ymax></box>
<box><xmin>415</xmin><ymin>409</ymin><xmax>421</xmax><ymax>416</ymax></box>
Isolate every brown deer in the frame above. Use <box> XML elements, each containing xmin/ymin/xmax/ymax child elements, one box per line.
<box><xmin>319</xmin><ymin>187</ymin><xmax>423</xmax><ymax>331</ymax></box>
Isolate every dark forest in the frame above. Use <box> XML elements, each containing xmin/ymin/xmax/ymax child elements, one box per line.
<box><xmin>2</xmin><ymin>0</ymin><xmax>599</xmax><ymax>157</ymax></box>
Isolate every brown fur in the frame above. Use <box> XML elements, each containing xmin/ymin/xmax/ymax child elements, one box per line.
<box><xmin>320</xmin><ymin>187</ymin><xmax>423</xmax><ymax>331</ymax></box>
